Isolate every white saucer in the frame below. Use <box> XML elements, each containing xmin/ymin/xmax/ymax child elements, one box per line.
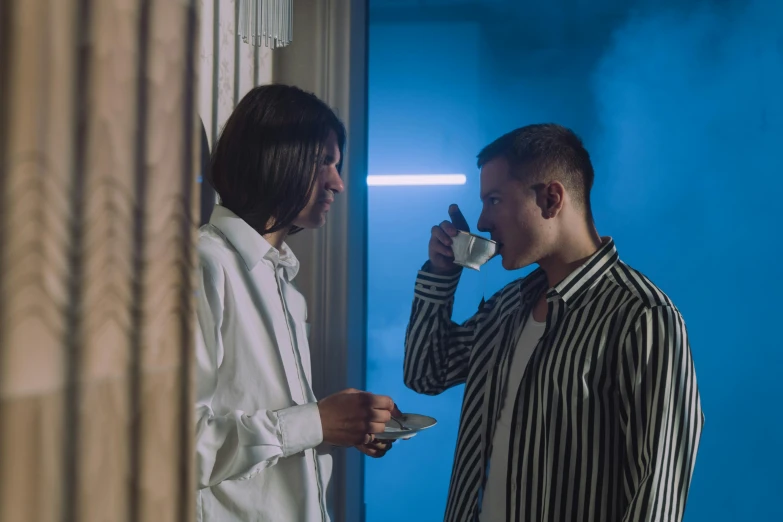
<box><xmin>377</xmin><ymin>413</ymin><xmax>437</xmax><ymax>441</ymax></box>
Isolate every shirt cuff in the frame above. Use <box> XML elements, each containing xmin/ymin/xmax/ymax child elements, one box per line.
<box><xmin>277</xmin><ymin>402</ymin><xmax>324</xmax><ymax>458</ymax></box>
<box><xmin>414</xmin><ymin>262</ymin><xmax>461</xmax><ymax>302</ymax></box>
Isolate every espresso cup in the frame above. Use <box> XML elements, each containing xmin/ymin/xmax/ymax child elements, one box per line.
<box><xmin>451</xmin><ymin>230</ymin><xmax>497</xmax><ymax>270</ymax></box>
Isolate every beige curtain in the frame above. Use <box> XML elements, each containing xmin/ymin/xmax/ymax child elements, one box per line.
<box><xmin>0</xmin><ymin>0</ymin><xmax>199</xmax><ymax>520</ymax></box>
<box><xmin>273</xmin><ymin>2</ymin><xmax>369</xmax><ymax>520</ymax></box>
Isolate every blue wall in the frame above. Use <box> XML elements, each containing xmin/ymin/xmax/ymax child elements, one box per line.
<box><xmin>365</xmin><ymin>1</ymin><xmax>783</xmax><ymax>521</ymax></box>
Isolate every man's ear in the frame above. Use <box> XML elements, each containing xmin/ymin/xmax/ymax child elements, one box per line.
<box><xmin>536</xmin><ymin>181</ymin><xmax>565</xmax><ymax>218</ymax></box>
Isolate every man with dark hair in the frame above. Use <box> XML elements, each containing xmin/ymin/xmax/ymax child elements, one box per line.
<box><xmin>405</xmin><ymin>123</ymin><xmax>704</xmax><ymax>522</ymax></box>
<box><xmin>195</xmin><ymin>84</ymin><xmax>398</xmax><ymax>522</ymax></box>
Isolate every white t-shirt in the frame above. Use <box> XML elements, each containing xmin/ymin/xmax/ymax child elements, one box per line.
<box><xmin>480</xmin><ymin>311</ymin><xmax>546</xmax><ymax>521</ymax></box>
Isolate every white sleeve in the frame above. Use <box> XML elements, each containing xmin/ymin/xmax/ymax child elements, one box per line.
<box><xmin>194</xmin><ymin>258</ymin><xmax>323</xmax><ymax>489</ymax></box>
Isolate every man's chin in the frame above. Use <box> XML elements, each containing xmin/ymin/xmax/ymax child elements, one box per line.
<box><xmin>293</xmin><ymin>214</ymin><xmax>327</xmax><ymax>230</ymax></box>
<box><xmin>501</xmin><ymin>253</ymin><xmax>531</xmax><ymax>271</ymax></box>
<box><xmin>500</xmin><ymin>254</ymin><xmax>513</xmax><ymax>270</ymax></box>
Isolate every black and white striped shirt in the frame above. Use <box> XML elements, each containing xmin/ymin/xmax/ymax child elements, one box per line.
<box><xmin>404</xmin><ymin>238</ymin><xmax>703</xmax><ymax>522</ymax></box>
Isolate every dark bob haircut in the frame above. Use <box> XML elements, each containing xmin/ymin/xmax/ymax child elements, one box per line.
<box><xmin>208</xmin><ymin>84</ymin><xmax>346</xmax><ymax>235</ymax></box>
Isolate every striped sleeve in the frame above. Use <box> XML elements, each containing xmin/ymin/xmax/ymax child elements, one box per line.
<box><xmin>403</xmin><ymin>265</ymin><xmax>484</xmax><ymax>395</ymax></box>
<box><xmin>619</xmin><ymin>305</ymin><xmax>704</xmax><ymax>522</ymax></box>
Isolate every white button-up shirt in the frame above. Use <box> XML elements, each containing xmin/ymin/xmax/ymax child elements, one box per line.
<box><xmin>195</xmin><ymin>205</ymin><xmax>331</xmax><ymax>522</ymax></box>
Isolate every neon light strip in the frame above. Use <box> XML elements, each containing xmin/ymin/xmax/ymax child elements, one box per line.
<box><xmin>367</xmin><ymin>174</ymin><xmax>467</xmax><ymax>186</ymax></box>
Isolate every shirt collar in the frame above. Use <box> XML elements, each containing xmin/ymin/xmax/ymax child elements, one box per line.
<box><xmin>546</xmin><ymin>237</ymin><xmax>619</xmax><ymax>305</ymax></box>
<box><xmin>208</xmin><ymin>205</ymin><xmax>300</xmax><ymax>280</ymax></box>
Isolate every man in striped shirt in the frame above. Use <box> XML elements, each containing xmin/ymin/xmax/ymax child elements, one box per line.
<box><xmin>404</xmin><ymin>124</ymin><xmax>704</xmax><ymax>522</ymax></box>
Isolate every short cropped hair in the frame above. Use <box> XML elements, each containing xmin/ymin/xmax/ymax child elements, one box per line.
<box><xmin>477</xmin><ymin>123</ymin><xmax>594</xmax><ymax>219</ymax></box>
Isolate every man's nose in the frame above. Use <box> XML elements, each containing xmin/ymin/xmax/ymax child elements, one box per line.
<box><xmin>477</xmin><ymin>212</ymin><xmax>490</xmax><ymax>233</ymax></box>
<box><xmin>327</xmin><ymin>168</ymin><xmax>344</xmax><ymax>194</ymax></box>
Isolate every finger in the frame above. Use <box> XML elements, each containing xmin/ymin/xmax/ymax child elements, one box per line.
<box><xmin>362</xmin><ymin>433</ymin><xmax>373</xmax><ymax>445</ymax></box>
<box><xmin>355</xmin><ymin>444</ymin><xmax>373</xmax><ymax>457</ymax></box>
<box><xmin>438</xmin><ymin>220</ymin><xmax>459</xmax><ymax>238</ymax></box>
<box><xmin>369</xmin><ymin>394</ymin><xmax>394</xmax><ymax>411</ymax></box>
<box><xmin>448</xmin><ymin>204</ymin><xmax>470</xmax><ymax>232</ymax></box>
<box><xmin>354</xmin><ymin>445</ymin><xmax>368</xmax><ymax>456</ymax></box>
<box><xmin>368</xmin><ymin>421</ymin><xmax>387</xmax><ymax>434</ymax></box>
<box><xmin>362</xmin><ymin>438</ymin><xmax>390</xmax><ymax>450</ymax></box>
<box><xmin>432</xmin><ymin>242</ymin><xmax>455</xmax><ymax>259</ymax></box>
<box><xmin>391</xmin><ymin>404</ymin><xmax>403</xmax><ymax>418</ymax></box>
<box><xmin>369</xmin><ymin>408</ymin><xmax>391</xmax><ymax>423</ymax></box>
<box><xmin>359</xmin><ymin>446</ymin><xmax>386</xmax><ymax>458</ymax></box>
<box><xmin>432</xmin><ymin>225</ymin><xmax>455</xmax><ymax>245</ymax></box>
<box><xmin>368</xmin><ymin>440</ymin><xmax>392</xmax><ymax>451</ymax></box>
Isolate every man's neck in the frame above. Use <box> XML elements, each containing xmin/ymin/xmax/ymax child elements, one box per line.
<box><xmin>538</xmin><ymin>224</ymin><xmax>603</xmax><ymax>289</ymax></box>
<box><xmin>263</xmin><ymin>228</ymin><xmax>288</xmax><ymax>251</ymax></box>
